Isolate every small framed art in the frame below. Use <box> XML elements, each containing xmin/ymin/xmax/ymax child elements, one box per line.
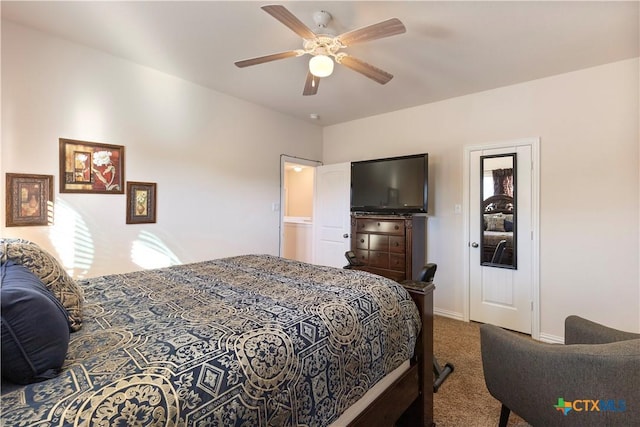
<box><xmin>126</xmin><ymin>181</ymin><xmax>157</xmax><ymax>224</ymax></box>
<box><xmin>5</xmin><ymin>173</ymin><xmax>54</xmax><ymax>227</ymax></box>
<box><xmin>59</xmin><ymin>138</ymin><xmax>125</xmax><ymax>194</ymax></box>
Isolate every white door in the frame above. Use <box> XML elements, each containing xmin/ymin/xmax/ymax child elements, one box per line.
<box><xmin>313</xmin><ymin>162</ymin><xmax>351</xmax><ymax>268</ymax></box>
<box><xmin>467</xmin><ymin>140</ymin><xmax>539</xmax><ymax>335</ymax></box>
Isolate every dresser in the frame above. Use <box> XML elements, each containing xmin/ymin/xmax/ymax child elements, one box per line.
<box><xmin>351</xmin><ymin>214</ymin><xmax>426</xmax><ymax>282</ymax></box>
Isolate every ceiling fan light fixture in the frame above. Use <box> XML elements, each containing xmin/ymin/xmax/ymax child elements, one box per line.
<box><xmin>309</xmin><ymin>54</ymin><xmax>334</xmax><ymax>77</ymax></box>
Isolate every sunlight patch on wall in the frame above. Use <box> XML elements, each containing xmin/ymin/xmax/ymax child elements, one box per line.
<box><xmin>49</xmin><ymin>198</ymin><xmax>94</xmax><ymax>279</ymax></box>
<box><xmin>131</xmin><ymin>231</ymin><xmax>181</xmax><ymax>269</ymax></box>
<box><xmin>47</xmin><ymin>200</ymin><xmax>55</xmax><ymax>225</ymax></box>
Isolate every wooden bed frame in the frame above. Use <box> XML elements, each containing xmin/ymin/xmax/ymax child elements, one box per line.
<box><xmin>348</xmin><ymin>282</ymin><xmax>434</xmax><ymax>427</ymax></box>
<box><xmin>483</xmin><ymin>194</ymin><xmax>514</xmax><ymax>214</ymax></box>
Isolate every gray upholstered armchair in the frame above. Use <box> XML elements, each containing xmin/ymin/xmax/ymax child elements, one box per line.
<box><xmin>480</xmin><ymin>316</ymin><xmax>640</xmax><ymax>426</ymax></box>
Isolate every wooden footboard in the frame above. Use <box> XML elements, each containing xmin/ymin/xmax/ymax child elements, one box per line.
<box><xmin>348</xmin><ymin>282</ymin><xmax>434</xmax><ymax>427</ymax></box>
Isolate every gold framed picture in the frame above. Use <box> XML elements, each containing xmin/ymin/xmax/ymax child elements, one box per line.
<box><xmin>126</xmin><ymin>181</ymin><xmax>157</xmax><ymax>224</ymax></box>
<box><xmin>59</xmin><ymin>138</ymin><xmax>125</xmax><ymax>194</ymax></box>
<box><xmin>6</xmin><ymin>173</ymin><xmax>54</xmax><ymax>227</ymax></box>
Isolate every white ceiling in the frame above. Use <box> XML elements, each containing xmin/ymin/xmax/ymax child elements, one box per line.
<box><xmin>2</xmin><ymin>1</ymin><xmax>638</xmax><ymax>126</ymax></box>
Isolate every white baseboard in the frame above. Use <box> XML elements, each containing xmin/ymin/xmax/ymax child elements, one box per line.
<box><xmin>538</xmin><ymin>332</ymin><xmax>564</xmax><ymax>344</ymax></box>
<box><xmin>434</xmin><ymin>308</ymin><xmax>565</xmax><ymax>344</ymax></box>
<box><xmin>434</xmin><ymin>308</ymin><xmax>465</xmax><ymax>321</ymax></box>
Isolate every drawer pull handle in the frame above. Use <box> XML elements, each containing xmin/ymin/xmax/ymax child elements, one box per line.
<box><xmin>360</xmin><ymin>239</ymin><xmax>365</xmax><ymax>243</ymax></box>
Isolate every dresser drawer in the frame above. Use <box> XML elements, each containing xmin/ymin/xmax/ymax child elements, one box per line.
<box><xmin>354</xmin><ymin>250</ymin><xmax>369</xmax><ymax>264</ymax></box>
<box><xmin>389</xmin><ymin>254</ymin><xmax>405</xmax><ymax>271</ymax></box>
<box><xmin>389</xmin><ymin>236</ymin><xmax>405</xmax><ymax>253</ymax></box>
<box><xmin>355</xmin><ymin>233</ymin><xmax>369</xmax><ymax>250</ymax></box>
<box><xmin>369</xmin><ymin>234</ymin><xmax>390</xmax><ymax>251</ymax></box>
<box><xmin>368</xmin><ymin>251</ymin><xmax>390</xmax><ymax>269</ymax></box>
<box><xmin>356</xmin><ymin>219</ymin><xmax>404</xmax><ymax>235</ymax></box>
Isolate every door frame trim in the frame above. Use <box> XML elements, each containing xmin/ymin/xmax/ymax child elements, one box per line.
<box><xmin>462</xmin><ymin>137</ymin><xmax>540</xmax><ymax>339</ymax></box>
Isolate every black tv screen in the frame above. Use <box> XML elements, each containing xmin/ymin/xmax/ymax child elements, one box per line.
<box><xmin>351</xmin><ymin>153</ymin><xmax>428</xmax><ymax>214</ymax></box>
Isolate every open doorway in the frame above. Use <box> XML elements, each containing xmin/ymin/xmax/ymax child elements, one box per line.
<box><xmin>280</xmin><ymin>156</ymin><xmax>321</xmax><ymax>262</ymax></box>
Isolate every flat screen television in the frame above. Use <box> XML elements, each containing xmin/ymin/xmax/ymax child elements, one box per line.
<box><xmin>350</xmin><ymin>153</ymin><xmax>428</xmax><ymax>214</ymax></box>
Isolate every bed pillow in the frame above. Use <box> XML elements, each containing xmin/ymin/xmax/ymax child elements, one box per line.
<box><xmin>1</xmin><ymin>261</ymin><xmax>70</xmax><ymax>384</ymax></box>
<box><xmin>504</xmin><ymin>219</ymin><xmax>513</xmax><ymax>232</ymax></box>
<box><xmin>0</xmin><ymin>238</ymin><xmax>83</xmax><ymax>331</ymax></box>
<box><xmin>504</xmin><ymin>214</ymin><xmax>514</xmax><ymax>232</ymax></box>
<box><xmin>485</xmin><ymin>214</ymin><xmax>505</xmax><ymax>232</ymax></box>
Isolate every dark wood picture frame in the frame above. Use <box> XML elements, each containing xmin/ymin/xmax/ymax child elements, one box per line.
<box><xmin>126</xmin><ymin>182</ymin><xmax>157</xmax><ymax>224</ymax></box>
<box><xmin>59</xmin><ymin>138</ymin><xmax>125</xmax><ymax>194</ymax></box>
<box><xmin>6</xmin><ymin>173</ymin><xmax>54</xmax><ymax>227</ymax></box>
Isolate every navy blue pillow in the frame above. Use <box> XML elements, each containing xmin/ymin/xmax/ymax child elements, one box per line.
<box><xmin>504</xmin><ymin>219</ymin><xmax>513</xmax><ymax>232</ymax></box>
<box><xmin>1</xmin><ymin>261</ymin><xmax>70</xmax><ymax>384</ymax></box>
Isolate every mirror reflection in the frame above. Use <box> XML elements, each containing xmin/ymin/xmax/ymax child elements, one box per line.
<box><xmin>481</xmin><ymin>154</ymin><xmax>517</xmax><ymax>268</ymax></box>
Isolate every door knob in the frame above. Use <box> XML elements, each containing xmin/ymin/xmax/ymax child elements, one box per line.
<box><xmin>343</xmin><ymin>233</ymin><xmax>349</xmax><ymax>238</ymax></box>
<box><xmin>471</xmin><ymin>242</ymin><xmax>479</xmax><ymax>248</ymax></box>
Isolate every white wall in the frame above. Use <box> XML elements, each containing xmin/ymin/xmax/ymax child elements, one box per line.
<box><xmin>323</xmin><ymin>58</ymin><xmax>640</xmax><ymax>337</ymax></box>
<box><xmin>284</xmin><ymin>167</ymin><xmax>314</xmax><ymax>217</ymax></box>
<box><xmin>3</xmin><ymin>21</ymin><xmax>638</xmax><ymax>339</ymax></box>
<box><xmin>1</xmin><ymin>21</ymin><xmax>322</xmax><ymax>278</ymax></box>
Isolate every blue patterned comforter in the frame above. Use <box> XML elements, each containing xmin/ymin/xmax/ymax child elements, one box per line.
<box><xmin>1</xmin><ymin>255</ymin><xmax>420</xmax><ymax>426</ymax></box>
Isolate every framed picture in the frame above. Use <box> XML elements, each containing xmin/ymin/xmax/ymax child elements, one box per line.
<box><xmin>59</xmin><ymin>138</ymin><xmax>125</xmax><ymax>193</ymax></box>
<box><xmin>126</xmin><ymin>181</ymin><xmax>157</xmax><ymax>224</ymax></box>
<box><xmin>5</xmin><ymin>173</ymin><xmax>54</xmax><ymax>227</ymax></box>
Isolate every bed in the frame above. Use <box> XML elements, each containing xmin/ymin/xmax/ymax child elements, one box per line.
<box><xmin>482</xmin><ymin>194</ymin><xmax>514</xmax><ymax>265</ymax></box>
<box><xmin>1</xmin><ymin>239</ymin><xmax>434</xmax><ymax>426</ymax></box>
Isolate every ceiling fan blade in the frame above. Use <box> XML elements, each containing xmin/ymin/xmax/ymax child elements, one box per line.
<box><xmin>303</xmin><ymin>72</ymin><xmax>320</xmax><ymax>96</ymax></box>
<box><xmin>337</xmin><ymin>55</ymin><xmax>393</xmax><ymax>85</ymax></box>
<box><xmin>235</xmin><ymin>50</ymin><xmax>300</xmax><ymax>68</ymax></box>
<box><xmin>337</xmin><ymin>18</ymin><xmax>406</xmax><ymax>46</ymax></box>
<box><xmin>261</xmin><ymin>5</ymin><xmax>317</xmax><ymax>40</ymax></box>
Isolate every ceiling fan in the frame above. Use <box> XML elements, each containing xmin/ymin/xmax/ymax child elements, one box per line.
<box><xmin>234</xmin><ymin>5</ymin><xmax>406</xmax><ymax>96</ymax></box>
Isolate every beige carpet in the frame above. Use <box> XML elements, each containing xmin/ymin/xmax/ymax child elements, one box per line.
<box><xmin>433</xmin><ymin>316</ymin><xmax>530</xmax><ymax>427</ymax></box>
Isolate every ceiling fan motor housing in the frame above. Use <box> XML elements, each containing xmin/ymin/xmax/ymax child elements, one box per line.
<box><xmin>313</xmin><ymin>10</ymin><xmax>332</xmax><ymax>28</ymax></box>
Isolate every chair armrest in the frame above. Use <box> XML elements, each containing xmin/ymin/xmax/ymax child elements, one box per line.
<box><xmin>565</xmin><ymin>315</ymin><xmax>640</xmax><ymax>345</ymax></box>
<box><xmin>480</xmin><ymin>324</ymin><xmax>640</xmax><ymax>426</ymax></box>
